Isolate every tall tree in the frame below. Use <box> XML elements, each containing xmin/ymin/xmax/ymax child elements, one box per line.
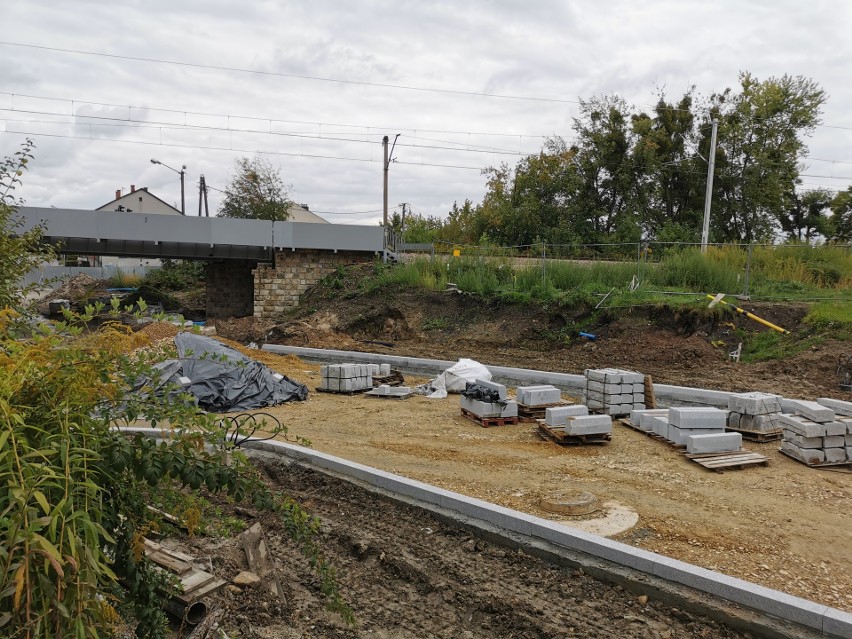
<box><xmin>702</xmin><ymin>73</ymin><xmax>826</xmax><ymax>243</ymax></box>
<box><xmin>218</xmin><ymin>156</ymin><xmax>293</xmax><ymax>220</ymax></box>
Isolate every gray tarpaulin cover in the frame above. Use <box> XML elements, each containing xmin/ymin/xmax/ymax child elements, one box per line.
<box><xmin>145</xmin><ymin>333</ymin><xmax>308</xmax><ymax>412</ymax></box>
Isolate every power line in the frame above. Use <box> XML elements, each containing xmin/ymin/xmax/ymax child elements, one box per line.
<box><xmin>0</xmin><ymin>90</ymin><xmax>550</xmax><ymax>140</ymax></box>
<box><xmin>0</xmin><ymin>109</ymin><xmax>536</xmax><ymax>157</ymax></box>
<box><xmin>0</xmin><ymin>41</ymin><xmax>580</xmax><ymax>105</ymax></box>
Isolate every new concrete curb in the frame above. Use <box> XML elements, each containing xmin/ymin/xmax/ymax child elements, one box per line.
<box><xmin>262</xmin><ymin>344</ymin><xmax>735</xmax><ymax>406</ymax></box>
<box><xmin>123</xmin><ymin>427</ymin><xmax>850</xmax><ymax>638</ymax></box>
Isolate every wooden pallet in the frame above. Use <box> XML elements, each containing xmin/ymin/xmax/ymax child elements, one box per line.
<box><xmin>515</xmin><ymin>400</ymin><xmax>572</xmax><ymax>423</ymax></box>
<box><xmin>618</xmin><ymin>417</ymin><xmax>644</xmax><ymax>432</ymax></box>
<box><xmin>373</xmin><ymin>370</ymin><xmax>405</xmax><ymax>387</ymax></box>
<box><xmin>779</xmin><ymin>448</ymin><xmax>852</xmax><ymax>470</ymax></box>
<box><xmin>315</xmin><ymin>386</ymin><xmax>371</xmax><ymax>396</ymax></box>
<box><xmin>644</xmin><ymin>375</ymin><xmax>657</xmax><ymax>409</ymax></box>
<box><xmin>536</xmin><ymin>422</ymin><xmax>612</xmax><ymax>446</ymax></box>
<box><xmin>460</xmin><ymin>407</ymin><xmax>520</xmax><ymax>428</ymax></box>
<box><xmin>683</xmin><ymin>450</ymin><xmax>769</xmax><ymax>472</ymax></box>
<box><xmin>725</xmin><ymin>427</ymin><xmax>783</xmax><ymax>443</ymax></box>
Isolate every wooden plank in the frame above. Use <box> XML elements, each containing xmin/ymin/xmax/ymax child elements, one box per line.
<box><xmin>644</xmin><ymin>375</ymin><xmax>657</xmax><ymax>409</ymax></box>
<box><xmin>725</xmin><ymin>427</ymin><xmax>782</xmax><ymax>443</ymax></box>
<box><xmin>461</xmin><ymin>408</ymin><xmax>519</xmax><ymax>428</ymax></box>
<box><xmin>778</xmin><ymin>448</ymin><xmax>852</xmax><ymax>469</ymax></box>
<box><xmin>180</xmin><ymin>569</ymin><xmax>216</xmax><ymax>593</ymax></box>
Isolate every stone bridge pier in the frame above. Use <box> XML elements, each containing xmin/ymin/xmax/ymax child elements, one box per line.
<box><xmin>206</xmin><ymin>249</ymin><xmax>374</xmax><ymax>319</ymax></box>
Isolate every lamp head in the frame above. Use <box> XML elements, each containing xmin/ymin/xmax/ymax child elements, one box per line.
<box><xmin>150</xmin><ymin>159</ymin><xmax>160</xmax><ymax>165</ymax></box>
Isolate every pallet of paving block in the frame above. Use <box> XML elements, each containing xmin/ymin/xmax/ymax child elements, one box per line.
<box><xmin>460</xmin><ymin>407</ymin><xmax>519</xmax><ymax>428</ymax></box>
<box><xmin>536</xmin><ymin>421</ymin><xmax>611</xmax><ymax>446</ymax></box>
<box><xmin>365</xmin><ymin>388</ymin><xmax>414</xmax><ymax>400</ymax></box>
<box><xmin>515</xmin><ymin>400</ymin><xmax>573</xmax><ymax>423</ymax></box>
<box><xmin>684</xmin><ymin>450</ymin><xmax>769</xmax><ymax>473</ymax></box>
<box><xmin>724</xmin><ymin>426</ymin><xmax>783</xmax><ymax>443</ymax></box>
<box><xmin>778</xmin><ymin>448</ymin><xmax>852</xmax><ymax>470</ymax></box>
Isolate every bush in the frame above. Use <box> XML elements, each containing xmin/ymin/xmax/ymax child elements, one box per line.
<box><xmin>142</xmin><ymin>260</ymin><xmax>205</xmax><ymax>292</ymax></box>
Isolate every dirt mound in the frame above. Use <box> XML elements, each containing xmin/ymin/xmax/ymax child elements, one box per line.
<box><xmin>37</xmin><ymin>273</ymin><xmax>101</xmax><ymax>313</ymax></box>
<box><xmin>210</xmin><ymin>316</ymin><xmax>276</xmax><ymax>344</ymax></box>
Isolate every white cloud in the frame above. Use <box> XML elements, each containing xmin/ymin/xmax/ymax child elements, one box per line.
<box><xmin>1</xmin><ymin>0</ymin><xmax>851</xmax><ymax>220</ymax></box>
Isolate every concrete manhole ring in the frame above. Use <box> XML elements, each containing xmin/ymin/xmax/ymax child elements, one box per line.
<box><xmin>539</xmin><ymin>491</ymin><xmax>598</xmax><ymax>515</ymax></box>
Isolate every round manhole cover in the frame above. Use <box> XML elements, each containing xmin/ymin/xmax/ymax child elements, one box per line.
<box><xmin>539</xmin><ymin>491</ymin><xmax>598</xmax><ymax>515</ymax></box>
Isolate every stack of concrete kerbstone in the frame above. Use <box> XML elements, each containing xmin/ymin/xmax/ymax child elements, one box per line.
<box><xmin>628</xmin><ymin>408</ymin><xmax>670</xmax><ymax>432</ymax></box>
<box><xmin>584</xmin><ymin>368</ymin><xmax>645</xmax><ymax>416</ymax></box>
<box><xmin>319</xmin><ymin>363</ymin><xmax>374</xmax><ymax>393</ymax></box>
<box><xmin>544</xmin><ymin>404</ymin><xmax>612</xmax><ymax>437</ymax></box>
<box><xmin>779</xmin><ymin>400</ymin><xmax>850</xmax><ymax>465</ymax></box>
<box><xmin>460</xmin><ymin>379</ymin><xmax>518</xmax><ymax>419</ymax></box>
<box><xmin>371</xmin><ymin>363</ymin><xmax>393</xmax><ymax>377</ymax></box>
<box><xmin>727</xmin><ymin>392</ymin><xmax>783</xmax><ymax>434</ymax></box>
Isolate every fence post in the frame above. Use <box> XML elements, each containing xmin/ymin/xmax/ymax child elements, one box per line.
<box><xmin>743</xmin><ymin>243</ymin><xmax>752</xmax><ymax>297</ymax></box>
<box><xmin>636</xmin><ymin>240</ymin><xmax>642</xmax><ymax>282</ymax></box>
<box><xmin>541</xmin><ymin>242</ymin><xmax>546</xmax><ymax>288</ymax></box>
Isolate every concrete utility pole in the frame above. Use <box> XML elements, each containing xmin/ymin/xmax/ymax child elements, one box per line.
<box><xmin>701</xmin><ymin>119</ymin><xmax>719</xmax><ymax>253</ymax></box>
<box><xmin>383</xmin><ymin>136</ymin><xmax>389</xmax><ymax>230</ymax></box>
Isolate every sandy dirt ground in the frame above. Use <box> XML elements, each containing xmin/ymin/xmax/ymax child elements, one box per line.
<box><xmin>181</xmin><ymin>461</ymin><xmax>753</xmax><ymax>638</ymax></box>
<box><xmin>231</xmin><ymin>347</ymin><xmax>852</xmax><ymax>616</ymax></box>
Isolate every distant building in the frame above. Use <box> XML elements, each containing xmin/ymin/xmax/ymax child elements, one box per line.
<box><xmin>97</xmin><ymin>185</ymin><xmax>182</xmax><ymax>216</ymax></box>
<box><xmin>287</xmin><ymin>202</ymin><xmax>328</xmax><ymax>224</ymax></box>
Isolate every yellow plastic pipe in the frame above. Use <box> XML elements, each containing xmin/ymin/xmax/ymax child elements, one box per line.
<box><xmin>706</xmin><ymin>295</ymin><xmax>789</xmax><ymax>334</ymax></box>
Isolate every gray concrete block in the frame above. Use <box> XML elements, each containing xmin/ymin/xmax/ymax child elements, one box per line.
<box><xmin>824</xmin><ymin>435</ymin><xmax>846</xmax><ymax>448</ymax></box>
<box><xmin>648</xmin><ymin>416</ymin><xmax>669</xmax><ymax>436</ymax></box>
<box><xmin>727</xmin><ymin>391</ymin><xmax>782</xmax><ymax>415</ymax></box>
<box><xmin>326</xmin><ymin>377</ymin><xmax>339</xmax><ymax>391</ymax></box>
<box><xmin>603</xmin><ymin>404</ymin><xmax>632</xmax><ymax>416</ymax></box>
<box><xmin>848</xmin><ymin>447</ymin><xmax>852</xmax><ymax>461</ymax></box>
<box><xmin>686</xmin><ymin>432</ymin><xmax>742</xmax><ymax>454</ymax></box>
<box><xmin>825</xmin><ymin>421</ymin><xmax>847</xmax><ymax>437</ymax></box>
<box><xmin>781</xmin><ymin>440</ymin><xmax>825</xmax><ymax>464</ymax></box>
<box><xmin>380</xmin><ymin>363</ymin><xmax>391</xmax><ymax>375</ymax></box>
<box><xmin>669</xmin><ymin>407</ymin><xmax>727</xmax><ymax>429</ymax></box>
<box><xmin>633</xmin><ymin>402</ymin><xmax>646</xmax><ymax>411</ymax></box>
<box><xmin>500</xmin><ymin>401</ymin><xmax>518</xmax><ymax>418</ymax></box>
<box><xmin>823</xmin><ymin>606</ymin><xmax>852</xmax><ymax>639</ymax></box>
<box><xmin>738</xmin><ymin>413</ymin><xmax>782</xmax><ymax>433</ymax></box>
<box><xmin>787</xmin><ymin>399</ymin><xmax>835</xmax><ymax>423</ymax></box>
<box><xmin>779</xmin><ymin>414</ymin><xmax>828</xmax><ymax>438</ymax></box>
<box><xmin>586</xmin><ymin>399</ymin><xmax>603</xmax><ymax>410</ymax></box>
<box><xmin>632</xmin><ymin>393</ymin><xmax>645</xmax><ymax>403</ymax></box>
<box><xmin>668</xmin><ymin>425</ymin><xmax>723</xmax><ymax>446</ymax></box>
<box><xmin>636</xmin><ymin>409</ymin><xmax>669</xmax><ymax>430</ymax></box>
<box><xmin>339</xmin><ymin>378</ymin><xmax>355</xmax><ymax>392</ymax></box>
<box><xmin>566</xmin><ymin>414</ymin><xmax>612</xmax><ymax>435</ymax></box>
<box><xmin>586</xmin><ymin>380</ymin><xmax>621</xmax><ymax>394</ymax></box>
<box><xmin>619</xmin><ymin>371</ymin><xmax>645</xmax><ymax>384</ymax></box>
<box><xmin>585</xmin><ymin>368</ymin><xmax>609</xmax><ymax>383</ymax></box>
<box><xmin>632</xmin><ymin>383</ymin><xmax>645</xmax><ymax>393</ymax></box>
<box><xmin>784</xmin><ymin>432</ymin><xmax>825</xmax><ymax>449</ymax></box>
<box><xmin>817</xmin><ymin>397</ymin><xmax>852</xmax><ymax>417</ymax></box>
<box><xmin>847</xmin><ymin>434</ymin><xmax>852</xmax><ymax>446</ymax></box>
<box><xmin>460</xmin><ymin>396</ymin><xmax>501</xmax><ymax>418</ymax></box>
<box><xmin>545</xmin><ymin>404</ymin><xmax>589</xmax><ymax>426</ymax></box>
<box><xmin>824</xmin><ymin>448</ymin><xmax>846</xmax><ymax>463</ymax></box>
<box><xmin>516</xmin><ymin>385</ymin><xmax>561</xmax><ymax>406</ymax></box>
<box><xmin>728</xmin><ymin>412</ymin><xmax>741</xmax><ymax>428</ymax></box>
<box><xmin>474</xmin><ymin>378</ymin><xmax>507</xmax><ymax>400</ymax></box>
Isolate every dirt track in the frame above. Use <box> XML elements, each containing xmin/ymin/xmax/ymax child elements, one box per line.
<box><xmin>192</xmin><ymin>461</ymin><xmax>752</xmax><ymax>638</ymax></box>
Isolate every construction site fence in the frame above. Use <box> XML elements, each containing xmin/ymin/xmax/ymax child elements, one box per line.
<box><xmin>20</xmin><ymin>264</ymin><xmax>159</xmax><ymax>288</ymax></box>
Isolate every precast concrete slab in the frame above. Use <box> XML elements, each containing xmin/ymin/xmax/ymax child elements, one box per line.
<box><xmin>779</xmin><ymin>414</ymin><xmax>828</xmax><ymax>438</ymax></box>
<box><xmin>120</xmin><ymin>428</ymin><xmax>852</xmax><ymax>639</ymax></box>
<box><xmin>545</xmin><ymin>404</ymin><xmax>589</xmax><ymax>426</ymax></box>
<box><xmin>686</xmin><ymin>432</ymin><xmax>743</xmax><ymax>454</ymax></box>
<box><xmin>728</xmin><ymin>392</ymin><xmax>783</xmax><ymax>415</ymax></box>
<box><xmin>516</xmin><ymin>385</ymin><xmax>561</xmax><ymax>406</ymax></box>
<box><xmin>473</xmin><ymin>378</ymin><xmax>508</xmax><ymax>400</ymax></box>
<box><xmin>669</xmin><ymin>407</ymin><xmax>728</xmax><ymax>429</ymax></box>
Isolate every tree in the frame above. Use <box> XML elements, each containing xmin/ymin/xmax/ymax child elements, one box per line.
<box><xmin>829</xmin><ymin>186</ymin><xmax>852</xmax><ymax>242</ymax></box>
<box><xmin>779</xmin><ymin>188</ymin><xmax>833</xmax><ymax>242</ymax></box>
<box><xmin>0</xmin><ymin>138</ymin><xmax>53</xmax><ymax>309</ymax></box>
<box><xmin>702</xmin><ymin>73</ymin><xmax>826</xmax><ymax>243</ymax></box>
<box><xmin>218</xmin><ymin>156</ymin><xmax>293</xmax><ymax>221</ymax></box>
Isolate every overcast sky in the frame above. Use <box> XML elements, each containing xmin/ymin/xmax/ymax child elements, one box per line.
<box><xmin>2</xmin><ymin>1</ymin><xmax>851</xmax><ymax>225</ymax></box>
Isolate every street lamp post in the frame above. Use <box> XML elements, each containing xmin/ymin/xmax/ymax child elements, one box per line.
<box><xmin>150</xmin><ymin>158</ymin><xmax>186</xmax><ymax>215</ymax></box>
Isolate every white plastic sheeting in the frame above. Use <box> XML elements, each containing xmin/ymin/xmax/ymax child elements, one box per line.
<box><xmin>418</xmin><ymin>358</ymin><xmax>492</xmax><ymax>399</ymax></box>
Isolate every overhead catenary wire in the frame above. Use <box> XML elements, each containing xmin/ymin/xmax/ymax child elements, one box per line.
<box><xmin>3</xmin><ymin>41</ymin><xmax>852</xmax><ymax>131</ymax></box>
